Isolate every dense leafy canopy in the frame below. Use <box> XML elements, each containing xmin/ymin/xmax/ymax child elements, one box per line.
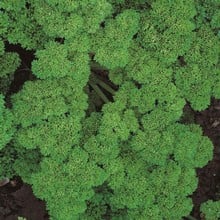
<box><xmin>200</xmin><ymin>200</ymin><xmax>220</xmax><ymax>220</ymax></box>
<box><xmin>0</xmin><ymin>0</ymin><xmax>219</xmax><ymax>219</ymax></box>
<box><xmin>0</xmin><ymin>94</ymin><xmax>14</xmax><ymax>150</ymax></box>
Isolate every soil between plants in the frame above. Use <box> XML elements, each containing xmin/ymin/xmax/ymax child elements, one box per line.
<box><xmin>191</xmin><ymin>98</ymin><xmax>220</xmax><ymax>220</ymax></box>
<box><xmin>0</xmin><ymin>178</ymin><xmax>49</xmax><ymax>220</ymax></box>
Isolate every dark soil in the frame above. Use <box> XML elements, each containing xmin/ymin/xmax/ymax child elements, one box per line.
<box><xmin>190</xmin><ymin>98</ymin><xmax>220</xmax><ymax>220</ymax></box>
<box><xmin>5</xmin><ymin>42</ymin><xmax>36</xmax><ymax>96</ymax></box>
<box><xmin>0</xmin><ymin>177</ymin><xmax>49</xmax><ymax>220</ymax></box>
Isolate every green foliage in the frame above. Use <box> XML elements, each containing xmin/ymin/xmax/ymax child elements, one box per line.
<box><xmin>194</xmin><ymin>0</ymin><xmax>220</xmax><ymax>29</ymax></box>
<box><xmin>0</xmin><ymin>40</ymin><xmax>4</xmax><ymax>56</ymax></box>
<box><xmin>30</xmin><ymin>147</ymin><xmax>107</xmax><ymax>219</ymax></box>
<box><xmin>174</xmin><ymin>24</ymin><xmax>220</xmax><ymax>110</ymax></box>
<box><xmin>0</xmin><ymin>94</ymin><xmax>15</xmax><ymax>179</ymax></box>
<box><xmin>92</xmin><ymin>9</ymin><xmax>140</xmax><ymax>69</ymax></box>
<box><xmin>171</xmin><ymin>124</ymin><xmax>213</xmax><ymax>168</ymax></box>
<box><xmin>79</xmin><ymin>192</ymin><xmax>108</xmax><ymax>220</ymax></box>
<box><xmin>80</xmin><ymin>112</ymin><xmax>102</xmax><ymax>145</ymax></box>
<box><xmin>212</xmin><ymin>65</ymin><xmax>220</xmax><ymax>98</ymax></box>
<box><xmin>31</xmin><ymin>38</ymin><xmax>91</xmax><ymax>82</ymax></box>
<box><xmin>12</xmin><ymin>77</ymin><xmax>88</xmax><ymax>161</ymax></box>
<box><xmin>0</xmin><ymin>0</ymin><xmax>112</xmax><ymax>49</ymax></box>
<box><xmin>0</xmin><ymin>94</ymin><xmax>14</xmax><ymax>150</ymax></box>
<box><xmin>137</xmin><ymin>0</ymin><xmax>196</xmax><ymax>65</ymax></box>
<box><xmin>0</xmin><ymin>0</ymin><xmax>219</xmax><ymax>219</ymax></box>
<box><xmin>200</xmin><ymin>200</ymin><xmax>220</xmax><ymax>220</ymax></box>
<box><xmin>33</xmin><ymin>0</ymin><xmax>112</xmax><ymax>39</ymax></box>
<box><xmin>0</xmin><ymin>0</ymin><xmax>48</xmax><ymax>49</ymax></box>
<box><xmin>0</xmin><ymin>0</ymin><xmax>26</xmax><ymax>11</ymax></box>
<box><xmin>32</xmin><ymin>41</ymin><xmax>73</xmax><ymax>79</ymax></box>
<box><xmin>18</xmin><ymin>217</ymin><xmax>27</xmax><ymax>220</ymax></box>
<box><xmin>32</xmin><ymin>41</ymin><xmax>90</xmax><ymax>81</ymax></box>
<box><xmin>0</xmin><ymin>144</ymin><xmax>16</xmax><ymax>179</ymax></box>
<box><xmin>0</xmin><ymin>52</ymin><xmax>20</xmax><ymax>78</ymax></box>
<box><xmin>0</xmin><ymin>52</ymin><xmax>20</xmax><ymax>94</ymax></box>
<box><xmin>13</xmin><ymin>148</ymin><xmax>42</xmax><ymax>183</ymax></box>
